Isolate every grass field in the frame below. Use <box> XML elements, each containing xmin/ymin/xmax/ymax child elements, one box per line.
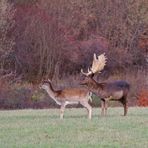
<box><xmin>0</xmin><ymin>107</ymin><xmax>148</xmax><ymax>148</ymax></box>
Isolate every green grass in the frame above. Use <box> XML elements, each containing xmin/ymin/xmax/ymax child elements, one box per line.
<box><xmin>0</xmin><ymin>107</ymin><xmax>148</xmax><ymax>148</ymax></box>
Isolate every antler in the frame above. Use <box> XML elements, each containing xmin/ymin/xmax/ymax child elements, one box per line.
<box><xmin>81</xmin><ymin>53</ymin><xmax>107</xmax><ymax>76</ymax></box>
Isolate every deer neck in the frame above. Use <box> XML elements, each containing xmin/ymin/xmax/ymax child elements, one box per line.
<box><xmin>88</xmin><ymin>78</ymin><xmax>105</xmax><ymax>93</ymax></box>
<box><xmin>45</xmin><ymin>83</ymin><xmax>58</xmax><ymax>100</ymax></box>
<box><xmin>90</xmin><ymin>78</ymin><xmax>100</xmax><ymax>89</ymax></box>
<box><xmin>44</xmin><ymin>83</ymin><xmax>63</xmax><ymax>105</ymax></box>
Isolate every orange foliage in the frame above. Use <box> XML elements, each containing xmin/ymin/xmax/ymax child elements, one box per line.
<box><xmin>138</xmin><ymin>37</ymin><xmax>148</xmax><ymax>54</ymax></box>
<box><xmin>138</xmin><ymin>90</ymin><xmax>148</xmax><ymax>107</ymax></box>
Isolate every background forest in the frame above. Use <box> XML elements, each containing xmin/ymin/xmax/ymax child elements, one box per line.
<box><xmin>0</xmin><ymin>0</ymin><xmax>147</xmax><ymax>109</ymax></box>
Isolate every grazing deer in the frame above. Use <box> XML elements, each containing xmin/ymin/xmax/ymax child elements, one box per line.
<box><xmin>80</xmin><ymin>53</ymin><xmax>130</xmax><ymax>116</ymax></box>
<box><xmin>40</xmin><ymin>80</ymin><xmax>92</xmax><ymax>119</ymax></box>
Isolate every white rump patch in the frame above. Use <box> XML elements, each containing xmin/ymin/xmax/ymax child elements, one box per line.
<box><xmin>114</xmin><ymin>91</ymin><xmax>123</xmax><ymax>99</ymax></box>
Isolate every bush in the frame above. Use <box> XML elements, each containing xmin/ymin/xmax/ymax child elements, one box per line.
<box><xmin>138</xmin><ymin>90</ymin><xmax>148</xmax><ymax>107</ymax></box>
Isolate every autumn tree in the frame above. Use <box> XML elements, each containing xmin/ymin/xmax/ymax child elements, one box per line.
<box><xmin>0</xmin><ymin>0</ymin><xmax>15</xmax><ymax>76</ymax></box>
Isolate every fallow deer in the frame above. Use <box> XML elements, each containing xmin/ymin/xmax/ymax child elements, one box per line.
<box><xmin>80</xmin><ymin>53</ymin><xmax>130</xmax><ymax>116</ymax></box>
<box><xmin>40</xmin><ymin>80</ymin><xmax>92</xmax><ymax>119</ymax></box>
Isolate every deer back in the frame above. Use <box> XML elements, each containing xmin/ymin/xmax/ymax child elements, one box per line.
<box><xmin>56</xmin><ymin>88</ymin><xmax>89</xmax><ymax>100</ymax></box>
<box><xmin>98</xmin><ymin>80</ymin><xmax>130</xmax><ymax>99</ymax></box>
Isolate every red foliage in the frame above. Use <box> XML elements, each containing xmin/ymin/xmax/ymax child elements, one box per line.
<box><xmin>138</xmin><ymin>90</ymin><xmax>148</xmax><ymax>107</ymax></box>
<box><xmin>138</xmin><ymin>36</ymin><xmax>148</xmax><ymax>55</ymax></box>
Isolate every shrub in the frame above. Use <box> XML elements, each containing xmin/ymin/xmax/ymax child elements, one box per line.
<box><xmin>138</xmin><ymin>90</ymin><xmax>148</xmax><ymax>107</ymax></box>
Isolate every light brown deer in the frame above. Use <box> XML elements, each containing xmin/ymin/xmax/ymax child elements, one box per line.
<box><xmin>40</xmin><ymin>80</ymin><xmax>92</xmax><ymax>119</ymax></box>
<box><xmin>80</xmin><ymin>53</ymin><xmax>130</xmax><ymax>116</ymax></box>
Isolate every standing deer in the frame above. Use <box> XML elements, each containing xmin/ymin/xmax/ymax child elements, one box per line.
<box><xmin>40</xmin><ymin>80</ymin><xmax>92</xmax><ymax>119</ymax></box>
<box><xmin>80</xmin><ymin>53</ymin><xmax>130</xmax><ymax>116</ymax></box>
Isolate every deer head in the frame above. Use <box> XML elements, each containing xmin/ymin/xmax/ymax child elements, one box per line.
<box><xmin>80</xmin><ymin>53</ymin><xmax>107</xmax><ymax>86</ymax></box>
<box><xmin>40</xmin><ymin>79</ymin><xmax>52</xmax><ymax>90</ymax></box>
<box><xmin>81</xmin><ymin>53</ymin><xmax>107</xmax><ymax>77</ymax></box>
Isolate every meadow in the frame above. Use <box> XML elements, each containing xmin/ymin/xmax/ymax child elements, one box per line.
<box><xmin>0</xmin><ymin>107</ymin><xmax>148</xmax><ymax>148</ymax></box>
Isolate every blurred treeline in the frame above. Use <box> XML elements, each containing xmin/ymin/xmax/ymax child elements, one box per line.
<box><xmin>0</xmin><ymin>0</ymin><xmax>147</xmax><ymax>109</ymax></box>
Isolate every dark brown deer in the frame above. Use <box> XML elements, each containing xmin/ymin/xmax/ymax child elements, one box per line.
<box><xmin>80</xmin><ymin>53</ymin><xmax>130</xmax><ymax>116</ymax></box>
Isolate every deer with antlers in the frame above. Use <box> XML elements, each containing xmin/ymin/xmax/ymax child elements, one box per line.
<box><xmin>40</xmin><ymin>80</ymin><xmax>92</xmax><ymax>119</ymax></box>
<box><xmin>80</xmin><ymin>53</ymin><xmax>130</xmax><ymax>116</ymax></box>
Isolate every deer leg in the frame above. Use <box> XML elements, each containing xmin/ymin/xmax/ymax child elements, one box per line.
<box><xmin>60</xmin><ymin>103</ymin><xmax>66</xmax><ymax>119</ymax></box>
<box><xmin>124</xmin><ymin>99</ymin><xmax>128</xmax><ymax>116</ymax></box>
<box><xmin>104</xmin><ymin>99</ymin><xmax>108</xmax><ymax>116</ymax></box>
<box><xmin>104</xmin><ymin>96</ymin><xmax>113</xmax><ymax>116</ymax></box>
<box><xmin>101</xmin><ymin>99</ymin><xmax>105</xmax><ymax>116</ymax></box>
<box><xmin>120</xmin><ymin>97</ymin><xmax>128</xmax><ymax>116</ymax></box>
<box><xmin>80</xmin><ymin>101</ymin><xmax>92</xmax><ymax>119</ymax></box>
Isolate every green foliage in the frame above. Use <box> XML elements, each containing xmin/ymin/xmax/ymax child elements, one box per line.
<box><xmin>91</xmin><ymin>94</ymin><xmax>101</xmax><ymax>107</ymax></box>
<box><xmin>31</xmin><ymin>90</ymin><xmax>45</xmax><ymax>102</ymax></box>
